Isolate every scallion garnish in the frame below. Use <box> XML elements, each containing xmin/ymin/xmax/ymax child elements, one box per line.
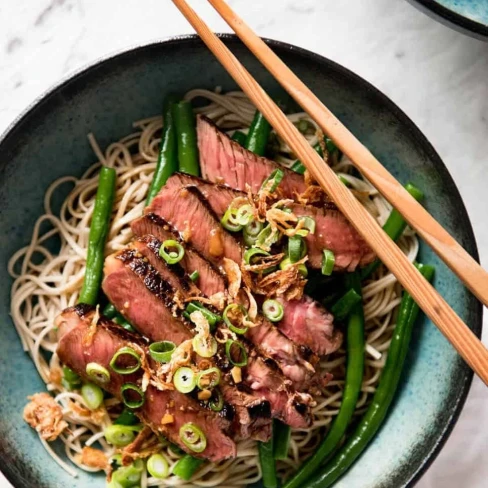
<box><xmin>221</xmin><ymin>207</ymin><xmax>243</xmax><ymax>232</ymax></box>
<box><xmin>262</xmin><ymin>299</ymin><xmax>284</xmax><ymax>323</ymax></box>
<box><xmin>174</xmin><ymin>367</ymin><xmax>197</xmax><ymax>394</ymax></box>
<box><xmin>243</xmin><ymin>220</ymin><xmax>264</xmax><ymax>246</ymax></box>
<box><xmin>192</xmin><ymin>335</ymin><xmax>218</xmax><ymax>358</ymax></box>
<box><xmin>110</xmin><ymin>459</ymin><xmax>144</xmax><ymax>487</ymax></box>
<box><xmin>288</xmin><ymin>235</ymin><xmax>306</xmax><ymax>263</ymax></box>
<box><xmin>104</xmin><ymin>424</ymin><xmax>139</xmax><ymax>447</ymax></box>
<box><xmin>179</xmin><ymin>423</ymin><xmax>207</xmax><ymax>453</ymax></box>
<box><xmin>260</xmin><ymin>168</ymin><xmax>284</xmax><ymax>193</ymax></box>
<box><xmin>280</xmin><ymin>257</ymin><xmax>308</xmax><ymax>277</ymax></box>
<box><xmin>322</xmin><ymin>249</ymin><xmax>336</xmax><ymax>276</ymax></box>
<box><xmin>223</xmin><ymin>304</ymin><xmax>249</xmax><ymax>335</ymax></box>
<box><xmin>298</xmin><ymin>216</ymin><xmax>316</xmax><ymax>235</ymax></box>
<box><xmin>189</xmin><ymin>270</ymin><xmax>199</xmax><ymax>282</ymax></box>
<box><xmin>209</xmin><ymin>389</ymin><xmax>224</xmax><ymax>412</ymax></box>
<box><xmin>235</xmin><ymin>204</ymin><xmax>254</xmax><ymax>226</ymax></box>
<box><xmin>110</xmin><ymin>346</ymin><xmax>141</xmax><ymax>375</ymax></box>
<box><xmin>62</xmin><ymin>365</ymin><xmax>81</xmax><ymax>391</ymax></box>
<box><xmin>149</xmin><ymin>341</ymin><xmax>176</xmax><ymax>363</ymax></box>
<box><xmin>159</xmin><ymin>240</ymin><xmax>185</xmax><ymax>264</ymax></box>
<box><xmin>86</xmin><ymin>362</ymin><xmax>111</xmax><ymax>384</ymax></box>
<box><xmin>255</xmin><ymin>224</ymin><xmax>280</xmax><ymax>249</ymax></box>
<box><xmin>244</xmin><ymin>247</ymin><xmax>270</xmax><ymax>265</ymax></box>
<box><xmin>147</xmin><ymin>453</ymin><xmax>169</xmax><ymax>479</ymax></box>
<box><xmin>185</xmin><ymin>302</ymin><xmax>221</xmax><ymax>329</ymax></box>
<box><xmin>121</xmin><ymin>383</ymin><xmax>145</xmax><ymax>409</ymax></box>
<box><xmin>81</xmin><ymin>383</ymin><xmax>104</xmax><ymax>410</ymax></box>
<box><xmin>225</xmin><ymin>340</ymin><xmax>248</xmax><ymax>367</ymax></box>
<box><xmin>196</xmin><ymin>367</ymin><xmax>221</xmax><ymax>390</ymax></box>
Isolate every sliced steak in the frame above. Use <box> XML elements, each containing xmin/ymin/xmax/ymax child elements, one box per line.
<box><xmin>197</xmin><ymin>115</ymin><xmax>307</xmax><ymax>196</ymax></box>
<box><xmin>276</xmin><ymin>296</ymin><xmax>342</xmax><ymax>356</ymax></box>
<box><xmin>165</xmin><ymin>172</ymin><xmax>239</xmax><ymax>218</ymax></box>
<box><xmin>145</xmin><ymin>185</ymin><xmax>242</xmax><ymax>267</ymax></box>
<box><xmin>103</xmin><ymin>252</ymin><xmax>192</xmax><ymax>344</ymax></box>
<box><xmin>56</xmin><ymin>305</ymin><xmax>236</xmax><ymax>461</ymax></box>
<box><xmin>290</xmin><ymin>203</ymin><xmax>376</xmax><ymax>271</ymax></box>
<box><xmin>104</xmin><ymin>242</ymin><xmax>312</xmax><ymax>429</ymax></box>
<box><xmin>131</xmin><ymin>213</ymin><xmax>226</xmax><ymax>296</ymax></box>
<box><xmin>166</xmin><ymin>173</ymin><xmax>374</xmax><ymax>272</ymax></box>
<box><xmin>103</xmin><ymin>250</ymin><xmax>272</xmax><ymax>440</ymax></box>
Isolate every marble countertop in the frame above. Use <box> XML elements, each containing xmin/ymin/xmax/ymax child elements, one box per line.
<box><xmin>1</xmin><ymin>0</ymin><xmax>487</xmax><ymax>487</ymax></box>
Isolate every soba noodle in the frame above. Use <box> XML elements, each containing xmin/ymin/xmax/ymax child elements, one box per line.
<box><xmin>9</xmin><ymin>89</ymin><xmax>418</xmax><ymax>487</ymax></box>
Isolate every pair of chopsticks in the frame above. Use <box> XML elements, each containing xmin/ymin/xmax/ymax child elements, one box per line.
<box><xmin>172</xmin><ymin>0</ymin><xmax>488</xmax><ymax>385</ymax></box>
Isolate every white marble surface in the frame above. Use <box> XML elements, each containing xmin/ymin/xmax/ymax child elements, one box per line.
<box><xmin>0</xmin><ymin>0</ymin><xmax>487</xmax><ymax>487</ymax></box>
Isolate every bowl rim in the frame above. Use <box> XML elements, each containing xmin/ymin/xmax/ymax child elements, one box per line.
<box><xmin>407</xmin><ymin>0</ymin><xmax>488</xmax><ymax>40</ymax></box>
<box><xmin>0</xmin><ymin>33</ymin><xmax>481</xmax><ymax>488</ymax></box>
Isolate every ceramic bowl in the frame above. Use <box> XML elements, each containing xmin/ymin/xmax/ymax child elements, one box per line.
<box><xmin>408</xmin><ymin>0</ymin><xmax>488</xmax><ymax>40</ymax></box>
<box><xmin>0</xmin><ymin>35</ymin><xmax>481</xmax><ymax>488</ymax></box>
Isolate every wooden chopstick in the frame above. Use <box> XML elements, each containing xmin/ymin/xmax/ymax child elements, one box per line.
<box><xmin>207</xmin><ymin>0</ymin><xmax>488</xmax><ymax>310</ymax></box>
<box><xmin>171</xmin><ymin>0</ymin><xmax>488</xmax><ymax>385</ymax></box>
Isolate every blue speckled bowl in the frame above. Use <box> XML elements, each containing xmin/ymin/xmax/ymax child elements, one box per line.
<box><xmin>0</xmin><ymin>35</ymin><xmax>481</xmax><ymax>488</ymax></box>
<box><xmin>408</xmin><ymin>0</ymin><xmax>488</xmax><ymax>40</ymax></box>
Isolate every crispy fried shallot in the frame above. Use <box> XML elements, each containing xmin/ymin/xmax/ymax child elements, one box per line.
<box><xmin>79</xmin><ymin>446</ymin><xmax>108</xmax><ymax>470</ymax></box>
<box><xmin>23</xmin><ymin>393</ymin><xmax>68</xmax><ymax>441</ymax></box>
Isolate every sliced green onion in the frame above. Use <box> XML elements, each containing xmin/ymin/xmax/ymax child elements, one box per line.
<box><xmin>291</xmin><ymin>161</ymin><xmax>306</xmax><ymax>175</ymax></box>
<box><xmin>280</xmin><ymin>257</ymin><xmax>308</xmax><ymax>277</ymax></box>
<box><xmin>147</xmin><ymin>453</ymin><xmax>169</xmax><ymax>479</ymax></box>
<box><xmin>121</xmin><ymin>383</ymin><xmax>145</xmax><ymax>409</ymax></box>
<box><xmin>244</xmin><ymin>247</ymin><xmax>270</xmax><ymax>265</ymax></box>
<box><xmin>86</xmin><ymin>362</ymin><xmax>110</xmax><ymax>384</ymax></box>
<box><xmin>243</xmin><ymin>220</ymin><xmax>264</xmax><ymax>246</ymax></box>
<box><xmin>322</xmin><ymin>249</ymin><xmax>336</xmax><ymax>276</ymax></box>
<box><xmin>260</xmin><ymin>168</ymin><xmax>284</xmax><ymax>193</ymax></box>
<box><xmin>159</xmin><ymin>240</ymin><xmax>185</xmax><ymax>264</ymax></box>
<box><xmin>262</xmin><ymin>299</ymin><xmax>284</xmax><ymax>322</ymax></box>
<box><xmin>338</xmin><ymin>175</ymin><xmax>351</xmax><ymax>187</ymax></box>
<box><xmin>174</xmin><ymin>367</ymin><xmax>197</xmax><ymax>394</ymax></box>
<box><xmin>185</xmin><ymin>302</ymin><xmax>221</xmax><ymax>328</ymax></box>
<box><xmin>114</xmin><ymin>408</ymin><xmax>139</xmax><ymax>426</ymax></box>
<box><xmin>173</xmin><ymin>455</ymin><xmax>204</xmax><ymax>480</ymax></box>
<box><xmin>189</xmin><ymin>270</ymin><xmax>199</xmax><ymax>282</ymax></box>
<box><xmin>221</xmin><ymin>207</ymin><xmax>243</xmax><ymax>232</ymax></box>
<box><xmin>192</xmin><ymin>335</ymin><xmax>218</xmax><ymax>358</ymax></box>
<box><xmin>105</xmin><ymin>424</ymin><xmax>139</xmax><ymax>447</ymax></box>
<box><xmin>297</xmin><ymin>119</ymin><xmax>310</xmax><ymax>134</ymax></box>
<box><xmin>179</xmin><ymin>423</ymin><xmax>207</xmax><ymax>453</ymax></box>
<box><xmin>111</xmin><ymin>459</ymin><xmax>144</xmax><ymax>487</ymax></box>
<box><xmin>223</xmin><ymin>304</ymin><xmax>249</xmax><ymax>335</ymax></box>
<box><xmin>244</xmin><ymin>220</ymin><xmax>263</xmax><ymax>237</ymax></box>
<box><xmin>149</xmin><ymin>341</ymin><xmax>176</xmax><ymax>363</ymax></box>
<box><xmin>288</xmin><ymin>235</ymin><xmax>306</xmax><ymax>263</ymax></box>
<box><xmin>196</xmin><ymin>368</ymin><xmax>221</xmax><ymax>390</ymax></box>
<box><xmin>298</xmin><ymin>216</ymin><xmax>316</xmax><ymax>234</ymax></box>
<box><xmin>255</xmin><ymin>224</ymin><xmax>280</xmax><ymax>249</ymax></box>
<box><xmin>234</xmin><ymin>204</ymin><xmax>254</xmax><ymax>226</ymax></box>
<box><xmin>209</xmin><ymin>389</ymin><xmax>224</xmax><ymax>412</ymax></box>
<box><xmin>110</xmin><ymin>347</ymin><xmax>141</xmax><ymax>375</ymax></box>
<box><xmin>81</xmin><ymin>383</ymin><xmax>104</xmax><ymax>410</ymax></box>
<box><xmin>62</xmin><ymin>365</ymin><xmax>81</xmax><ymax>390</ymax></box>
<box><xmin>225</xmin><ymin>340</ymin><xmax>248</xmax><ymax>367</ymax></box>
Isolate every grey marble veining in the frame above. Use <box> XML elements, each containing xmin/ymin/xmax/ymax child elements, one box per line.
<box><xmin>0</xmin><ymin>0</ymin><xmax>487</xmax><ymax>487</ymax></box>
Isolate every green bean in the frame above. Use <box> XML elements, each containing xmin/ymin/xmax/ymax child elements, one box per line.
<box><xmin>259</xmin><ymin>437</ymin><xmax>278</xmax><ymax>488</ymax></box>
<box><xmin>102</xmin><ymin>302</ymin><xmax>117</xmax><ymax>319</ymax></box>
<box><xmin>146</xmin><ymin>94</ymin><xmax>179</xmax><ymax>205</ymax></box>
<box><xmin>173</xmin><ymin>454</ymin><xmax>204</xmax><ymax>480</ymax></box>
<box><xmin>284</xmin><ymin>272</ymin><xmax>364</xmax><ymax>488</ymax></box>
<box><xmin>78</xmin><ymin>166</ymin><xmax>116</xmax><ymax>305</ymax></box>
<box><xmin>231</xmin><ymin>130</ymin><xmax>247</xmax><ymax>146</ymax></box>
<box><xmin>172</xmin><ymin>101</ymin><xmax>200</xmax><ymax>176</ymax></box>
<box><xmin>245</xmin><ymin>110</ymin><xmax>271</xmax><ymax>156</ymax></box>
<box><xmin>306</xmin><ymin>263</ymin><xmax>435</xmax><ymax>488</ymax></box>
<box><xmin>114</xmin><ymin>408</ymin><xmax>139</xmax><ymax>426</ymax></box>
<box><xmin>330</xmin><ymin>288</ymin><xmax>362</xmax><ymax>321</ymax></box>
<box><xmin>361</xmin><ymin>183</ymin><xmax>424</xmax><ymax>279</ymax></box>
<box><xmin>273</xmin><ymin>419</ymin><xmax>291</xmax><ymax>460</ymax></box>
